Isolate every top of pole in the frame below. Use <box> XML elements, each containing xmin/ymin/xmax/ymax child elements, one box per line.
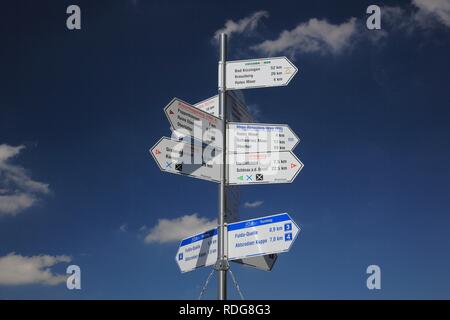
<box><xmin>219</xmin><ymin>33</ymin><xmax>227</xmax><ymax>66</ymax></box>
<box><xmin>218</xmin><ymin>33</ymin><xmax>227</xmax><ymax>94</ymax></box>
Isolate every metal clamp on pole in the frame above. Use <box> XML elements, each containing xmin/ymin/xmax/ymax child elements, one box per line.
<box><xmin>218</xmin><ymin>61</ymin><xmax>225</xmax><ymax>92</ymax></box>
<box><xmin>214</xmin><ymin>259</ymin><xmax>230</xmax><ymax>271</ymax></box>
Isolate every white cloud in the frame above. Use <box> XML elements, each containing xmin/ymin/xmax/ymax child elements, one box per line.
<box><xmin>0</xmin><ymin>144</ymin><xmax>24</xmax><ymax>162</ymax></box>
<box><xmin>244</xmin><ymin>200</ymin><xmax>264</xmax><ymax>208</ymax></box>
<box><xmin>253</xmin><ymin>17</ymin><xmax>357</xmax><ymax>56</ymax></box>
<box><xmin>0</xmin><ymin>253</ymin><xmax>71</xmax><ymax>286</ymax></box>
<box><xmin>382</xmin><ymin>6</ymin><xmax>413</xmax><ymax>30</ymax></box>
<box><xmin>0</xmin><ymin>144</ymin><xmax>50</xmax><ymax>216</ymax></box>
<box><xmin>413</xmin><ymin>0</ymin><xmax>450</xmax><ymax>27</ymax></box>
<box><xmin>119</xmin><ymin>223</ymin><xmax>128</xmax><ymax>232</ymax></box>
<box><xmin>215</xmin><ymin>3</ymin><xmax>448</xmax><ymax>58</ymax></box>
<box><xmin>145</xmin><ymin>213</ymin><xmax>216</xmax><ymax>244</ymax></box>
<box><xmin>0</xmin><ymin>194</ymin><xmax>37</xmax><ymax>214</ymax></box>
<box><xmin>382</xmin><ymin>1</ymin><xmax>450</xmax><ymax>33</ymax></box>
<box><xmin>213</xmin><ymin>10</ymin><xmax>269</xmax><ymax>40</ymax></box>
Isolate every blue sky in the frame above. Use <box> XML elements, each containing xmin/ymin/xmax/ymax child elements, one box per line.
<box><xmin>0</xmin><ymin>0</ymin><xmax>449</xmax><ymax>299</ymax></box>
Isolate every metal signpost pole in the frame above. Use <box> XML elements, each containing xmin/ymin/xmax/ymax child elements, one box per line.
<box><xmin>217</xmin><ymin>32</ymin><xmax>228</xmax><ymax>300</ymax></box>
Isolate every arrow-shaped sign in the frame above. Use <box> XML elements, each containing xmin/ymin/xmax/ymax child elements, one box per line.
<box><xmin>228</xmin><ymin>213</ymin><xmax>300</xmax><ymax>260</ymax></box>
<box><xmin>228</xmin><ymin>122</ymin><xmax>299</xmax><ymax>153</ymax></box>
<box><xmin>176</xmin><ymin>228</ymin><xmax>218</xmax><ymax>273</ymax></box>
<box><xmin>165</xmin><ymin>98</ymin><xmax>222</xmax><ymax>147</ymax></box>
<box><xmin>224</xmin><ymin>57</ymin><xmax>298</xmax><ymax>90</ymax></box>
<box><xmin>150</xmin><ymin>137</ymin><xmax>221</xmax><ymax>183</ymax></box>
<box><xmin>227</xmin><ymin>151</ymin><xmax>304</xmax><ymax>185</ymax></box>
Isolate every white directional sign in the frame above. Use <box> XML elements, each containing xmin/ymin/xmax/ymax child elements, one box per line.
<box><xmin>227</xmin><ymin>151</ymin><xmax>304</xmax><ymax>185</ymax></box>
<box><xmin>228</xmin><ymin>213</ymin><xmax>300</xmax><ymax>260</ymax></box>
<box><xmin>176</xmin><ymin>229</ymin><xmax>217</xmax><ymax>273</ymax></box>
<box><xmin>194</xmin><ymin>95</ymin><xmax>219</xmax><ymax>117</ymax></box>
<box><xmin>165</xmin><ymin>98</ymin><xmax>222</xmax><ymax>147</ymax></box>
<box><xmin>225</xmin><ymin>57</ymin><xmax>298</xmax><ymax>90</ymax></box>
<box><xmin>228</xmin><ymin>122</ymin><xmax>300</xmax><ymax>153</ymax></box>
<box><xmin>150</xmin><ymin>137</ymin><xmax>221</xmax><ymax>183</ymax></box>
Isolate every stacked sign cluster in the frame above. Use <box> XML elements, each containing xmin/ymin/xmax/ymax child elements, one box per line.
<box><xmin>150</xmin><ymin>56</ymin><xmax>303</xmax><ymax>273</ymax></box>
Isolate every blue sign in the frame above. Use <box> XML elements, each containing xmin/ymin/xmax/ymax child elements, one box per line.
<box><xmin>228</xmin><ymin>213</ymin><xmax>300</xmax><ymax>260</ymax></box>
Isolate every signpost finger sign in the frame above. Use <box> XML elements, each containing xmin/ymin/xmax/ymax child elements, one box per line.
<box><xmin>224</xmin><ymin>57</ymin><xmax>298</xmax><ymax>90</ymax></box>
<box><xmin>228</xmin><ymin>213</ymin><xmax>300</xmax><ymax>260</ymax></box>
<box><xmin>165</xmin><ymin>98</ymin><xmax>223</xmax><ymax>147</ymax></box>
<box><xmin>150</xmin><ymin>137</ymin><xmax>221</xmax><ymax>183</ymax></box>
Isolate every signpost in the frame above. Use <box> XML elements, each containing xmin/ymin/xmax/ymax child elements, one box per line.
<box><xmin>150</xmin><ymin>137</ymin><xmax>221</xmax><ymax>183</ymax></box>
<box><xmin>228</xmin><ymin>151</ymin><xmax>304</xmax><ymax>185</ymax></box>
<box><xmin>228</xmin><ymin>213</ymin><xmax>300</xmax><ymax>260</ymax></box>
<box><xmin>225</xmin><ymin>57</ymin><xmax>298</xmax><ymax>90</ymax></box>
<box><xmin>217</xmin><ymin>33</ymin><xmax>228</xmax><ymax>300</ymax></box>
<box><xmin>149</xmin><ymin>32</ymin><xmax>302</xmax><ymax>300</ymax></box>
<box><xmin>228</xmin><ymin>122</ymin><xmax>300</xmax><ymax>153</ymax></box>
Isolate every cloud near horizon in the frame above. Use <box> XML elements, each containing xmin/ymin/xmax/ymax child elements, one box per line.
<box><xmin>0</xmin><ymin>253</ymin><xmax>71</xmax><ymax>286</ymax></box>
<box><xmin>244</xmin><ymin>200</ymin><xmax>264</xmax><ymax>208</ymax></box>
<box><xmin>0</xmin><ymin>144</ymin><xmax>50</xmax><ymax>216</ymax></box>
<box><xmin>145</xmin><ymin>213</ymin><xmax>217</xmax><ymax>244</ymax></box>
